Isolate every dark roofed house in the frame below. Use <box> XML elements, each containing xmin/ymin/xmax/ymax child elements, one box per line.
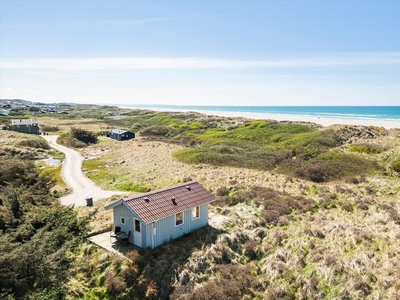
<box><xmin>5</xmin><ymin>119</ymin><xmax>40</xmax><ymax>134</ymax></box>
<box><xmin>109</xmin><ymin>129</ymin><xmax>135</xmax><ymax>141</ymax></box>
<box><xmin>105</xmin><ymin>181</ymin><xmax>216</xmax><ymax>248</ymax></box>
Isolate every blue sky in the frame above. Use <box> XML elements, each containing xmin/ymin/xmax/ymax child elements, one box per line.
<box><xmin>1</xmin><ymin>1</ymin><xmax>399</xmax><ymax>106</ymax></box>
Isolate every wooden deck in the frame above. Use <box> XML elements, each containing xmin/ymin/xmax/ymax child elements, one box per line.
<box><xmin>87</xmin><ymin>232</ymin><xmax>138</xmax><ymax>256</ymax></box>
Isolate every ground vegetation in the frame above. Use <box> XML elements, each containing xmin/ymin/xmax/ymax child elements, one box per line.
<box><xmin>2</xmin><ymin>101</ymin><xmax>400</xmax><ymax>299</ymax></box>
<box><xmin>58</xmin><ymin>127</ymin><xmax>98</xmax><ymax>148</ymax></box>
<box><xmin>0</xmin><ymin>156</ymin><xmax>93</xmax><ymax>299</ymax></box>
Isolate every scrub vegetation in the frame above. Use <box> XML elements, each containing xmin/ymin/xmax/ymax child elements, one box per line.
<box><xmin>0</xmin><ymin>156</ymin><xmax>93</xmax><ymax>299</ymax></box>
<box><xmin>58</xmin><ymin>127</ymin><xmax>98</xmax><ymax>148</ymax></box>
<box><xmin>1</xmin><ymin>102</ymin><xmax>400</xmax><ymax>299</ymax></box>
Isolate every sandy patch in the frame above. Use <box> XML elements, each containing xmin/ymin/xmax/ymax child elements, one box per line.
<box><xmin>82</xmin><ymin>137</ymin><xmax>303</xmax><ymax>195</ymax></box>
<box><xmin>208</xmin><ymin>212</ymin><xmax>231</xmax><ymax>228</ymax></box>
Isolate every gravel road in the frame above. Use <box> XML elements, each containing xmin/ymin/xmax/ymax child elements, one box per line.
<box><xmin>42</xmin><ymin>135</ymin><xmax>123</xmax><ymax>206</ymax></box>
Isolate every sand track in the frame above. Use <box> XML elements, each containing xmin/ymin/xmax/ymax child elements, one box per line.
<box><xmin>42</xmin><ymin>135</ymin><xmax>123</xmax><ymax>206</ymax></box>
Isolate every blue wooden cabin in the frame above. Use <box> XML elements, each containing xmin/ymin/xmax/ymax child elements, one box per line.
<box><xmin>104</xmin><ymin>181</ymin><xmax>216</xmax><ymax>248</ymax></box>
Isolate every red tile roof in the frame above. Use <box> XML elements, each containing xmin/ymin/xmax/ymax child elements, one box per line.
<box><xmin>122</xmin><ymin>181</ymin><xmax>216</xmax><ymax>224</ymax></box>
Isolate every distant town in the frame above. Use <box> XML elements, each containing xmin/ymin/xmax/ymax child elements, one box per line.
<box><xmin>0</xmin><ymin>99</ymin><xmax>71</xmax><ymax>116</ymax></box>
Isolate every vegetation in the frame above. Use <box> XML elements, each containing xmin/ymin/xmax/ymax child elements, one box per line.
<box><xmin>82</xmin><ymin>158</ymin><xmax>152</xmax><ymax>192</ymax></box>
<box><xmin>173</xmin><ymin>121</ymin><xmax>379</xmax><ymax>182</ymax></box>
<box><xmin>0</xmin><ymin>157</ymin><xmax>92</xmax><ymax>299</ymax></box>
<box><xmin>58</xmin><ymin>127</ymin><xmax>98</xmax><ymax>148</ymax></box>
<box><xmin>17</xmin><ymin>137</ymin><xmax>50</xmax><ymax>149</ymax></box>
<box><xmin>392</xmin><ymin>157</ymin><xmax>400</xmax><ymax>173</ymax></box>
<box><xmin>348</xmin><ymin>143</ymin><xmax>386</xmax><ymax>154</ymax></box>
<box><xmin>2</xmin><ymin>101</ymin><xmax>400</xmax><ymax>299</ymax></box>
<box><xmin>41</xmin><ymin>125</ymin><xmax>60</xmax><ymax>132</ymax></box>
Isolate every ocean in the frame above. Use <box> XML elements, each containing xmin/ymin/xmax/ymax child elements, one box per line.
<box><xmin>122</xmin><ymin>105</ymin><xmax>400</xmax><ymax>122</ymax></box>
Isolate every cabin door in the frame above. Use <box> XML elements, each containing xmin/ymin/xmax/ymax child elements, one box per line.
<box><xmin>134</xmin><ymin>219</ymin><xmax>142</xmax><ymax>247</ymax></box>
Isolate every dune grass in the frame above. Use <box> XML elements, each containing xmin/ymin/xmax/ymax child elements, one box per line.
<box><xmin>173</xmin><ymin>121</ymin><xmax>380</xmax><ymax>182</ymax></box>
<box><xmin>4</xmin><ymin>106</ymin><xmax>400</xmax><ymax>299</ymax></box>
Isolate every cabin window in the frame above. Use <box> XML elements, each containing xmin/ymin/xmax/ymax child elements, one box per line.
<box><xmin>120</xmin><ymin>217</ymin><xmax>126</xmax><ymax>225</ymax></box>
<box><xmin>175</xmin><ymin>212</ymin><xmax>183</xmax><ymax>226</ymax></box>
<box><xmin>192</xmin><ymin>206</ymin><xmax>200</xmax><ymax>219</ymax></box>
<box><xmin>135</xmin><ymin>219</ymin><xmax>141</xmax><ymax>232</ymax></box>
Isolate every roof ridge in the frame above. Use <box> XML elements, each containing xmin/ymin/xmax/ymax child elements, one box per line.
<box><xmin>124</xmin><ymin>181</ymin><xmax>198</xmax><ymax>202</ymax></box>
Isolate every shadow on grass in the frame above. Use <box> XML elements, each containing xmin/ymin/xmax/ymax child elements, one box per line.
<box><xmin>124</xmin><ymin>225</ymin><xmax>225</xmax><ymax>299</ymax></box>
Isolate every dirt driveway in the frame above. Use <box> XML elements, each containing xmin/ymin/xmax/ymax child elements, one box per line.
<box><xmin>42</xmin><ymin>135</ymin><xmax>123</xmax><ymax>206</ymax></box>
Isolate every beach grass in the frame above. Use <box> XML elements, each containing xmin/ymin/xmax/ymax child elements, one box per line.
<box><xmin>2</xmin><ymin>104</ymin><xmax>400</xmax><ymax>299</ymax></box>
<box><xmin>173</xmin><ymin>121</ymin><xmax>379</xmax><ymax>182</ymax></box>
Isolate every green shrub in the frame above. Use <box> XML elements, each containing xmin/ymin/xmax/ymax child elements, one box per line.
<box><xmin>0</xmin><ymin>157</ymin><xmax>92</xmax><ymax>299</ymax></box>
<box><xmin>189</xmin><ymin>121</ymin><xmax>206</xmax><ymax>130</ymax></box>
<box><xmin>140</xmin><ymin>125</ymin><xmax>176</xmax><ymax>137</ymax></box>
<box><xmin>18</xmin><ymin>138</ymin><xmax>50</xmax><ymax>149</ymax></box>
<box><xmin>116</xmin><ymin>182</ymin><xmax>151</xmax><ymax>192</ymax></box>
<box><xmin>210</xmin><ymin>144</ymin><xmax>242</xmax><ymax>154</ymax></box>
<box><xmin>57</xmin><ymin>128</ymin><xmax>97</xmax><ymax>148</ymax></box>
<box><xmin>281</xmin><ymin>152</ymin><xmax>379</xmax><ymax>182</ymax></box>
<box><xmin>348</xmin><ymin>143</ymin><xmax>385</xmax><ymax>154</ymax></box>
<box><xmin>71</xmin><ymin>127</ymin><xmax>98</xmax><ymax>144</ymax></box>
<box><xmin>68</xmin><ymin>138</ymin><xmax>87</xmax><ymax>148</ymax></box>
<box><xmin>41</xmin><ymin>125</ymin><xmax>59</xmax><ymax>132</ymax></box>
<box><xmin>392</xmin><ymin>158</ymin><xmax>400</xmax><ymax>173</ymax></box>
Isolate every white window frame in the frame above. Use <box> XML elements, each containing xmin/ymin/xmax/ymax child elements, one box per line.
<box><xmin>192</xmin><ymin>206</ymin><xmax>200</xmax><ymax>220</ymax></box>
<box><xmin>175</xmin><ymin>212</ymin><xmax>184</xmax><ymax>226</ymax></box>
<box><xmin>120</xmin><ymin>217</ymin><xmax>126</xmax><ymax>225</ymax></box>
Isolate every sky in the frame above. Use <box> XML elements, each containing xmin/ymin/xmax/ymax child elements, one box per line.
<box><xmin>1</xmin><ymin>1</ymin><xmax>400</xmax><ymax>106</ymax></box>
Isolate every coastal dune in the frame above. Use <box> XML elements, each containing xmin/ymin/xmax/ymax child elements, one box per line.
<box><xmin>204</xmin><ymin>110</ymin><xmax>400</xmax><ymax>129</ymax></box>
<box><xmin>122</xmin><ymin>105</ymin><xmax>400</xmax><ymax>130</ymax></box>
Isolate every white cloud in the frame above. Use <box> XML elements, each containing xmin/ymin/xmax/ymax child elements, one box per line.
<box><xmin>101</xmin><ymin>17</ymin><xmax>173</xmax><ymax>25</ymax></box>
<box><xmin>2</xmin><ymin>53</ymin><xmax>400</xmax><ymax>71</ymax></box>
<box><xmin>22</xmin><ymin>88</ymin><xmax>37</xmax><ymax>93</ymax></box>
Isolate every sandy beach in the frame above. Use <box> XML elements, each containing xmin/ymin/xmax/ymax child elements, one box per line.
<box><xmin>123</xmin><ymin>106</ymin><xmax>400</xmax><ymax>129</ymax></box>
<box><xmin>203</xmin><ymin>110</ymin><xmax>400</xmax><ymax>129</ymax></box>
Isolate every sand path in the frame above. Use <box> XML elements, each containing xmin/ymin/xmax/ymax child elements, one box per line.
<box><xmin>42</xmin><ymin>135</ymin><xmax>123</xmax><ymax>206</ymax></box>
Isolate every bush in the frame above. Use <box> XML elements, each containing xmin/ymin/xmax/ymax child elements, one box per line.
<box><xmin>243</xmin><ymin>240</ymin><xmax>259</xmax><ymax>259</ymax></box>
<box><xmin>71</xmin><ymin>127</ymin><xmax>98</xmax><ymax>144</ymax></box>
<box><xmin>41</xmin><ymin>125</ymin><xmax>59</xmax><ymax>132</ymax></box>
<box><xmin>140</xmin><ymin>125</ymin><xmax>177</xmax><ymax>137</ymax></box>
<box><xmin>216</xmin><ymin>186</ymin><xmax>230</xmax><ymax>196</ymax></box>
<box><xmin>17</xmin><ymin>138</ymin><xmax>50</xmax><ymax>149</ymax></box>
<box><xmin>57</xmin><ymin>128</ymin><xmax>98</xmax><ymax>148</ymax></box>
<box><xmin>117</xmin><ymin>182</ymin><xmax>151</xmax><ymax>193</ymax></box>
<box><xmin>348</xmin><ymin>143</ymin><xmax>385</xmax><ymax>154</ymax></box>
<box><xmin>252</xmin><ymin>186</ymin><xmax>315</xmax><ymax>224</ymax></box>
<box><xmin>188</xmin><ymin>264</ymin><xmax>258</xmax><ymax>300</ymax></box>
<box><xmin>287</xmin><ymin>152</ymin><xmax>379</xmax><ymax>182</ymax></box>
<box><xmin>391</xmin><ymin>158</ymin><xmax>400</xmax><ymax>173</ymax></box>
<box><xmin>304</xmin><ymin>164</ymin><xmax>327</xmax><ymax>183</ymax></box>
<box><xmin>0</xmin><ymin>157</ymin><xmax>92</xmax><ymax>299</ymax></box>
<box><xmin>69</xmin><ymin>138</ymin><xmax>87</xmax><ymax>148</ymax></box>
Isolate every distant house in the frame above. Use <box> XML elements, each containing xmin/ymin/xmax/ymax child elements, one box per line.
<box><xmin>0</xmin><ymin>109</ymin><xmax>9</xmax><ymax>116</ymax></box>
<box><xmin>104</xmin><ymin>181</ymin><xmax>216</xmax><ymax>248</ymax></box>
<box><xmin>109</xmin><ymin>129</ymin><xmax>135</xmax><ymax>141</ymax></box>
<box><xmin>28</xmin><ymin>106</ymin><xmax>40</xmax><ymax>113</ymax></box>
<box><xmin>5</xmin><ymin>119</ymin><xmax>40</xmax><ymax>134</ymax></box>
